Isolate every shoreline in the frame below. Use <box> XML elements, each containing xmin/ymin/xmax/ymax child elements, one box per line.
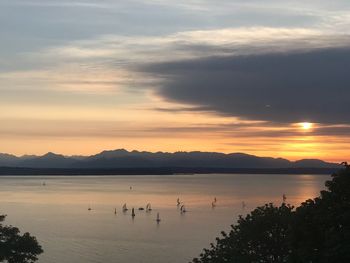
<box><xmin>0</xmin><ymin>167</ymin><xmax>338</xmax><ymax>176</ymax></box>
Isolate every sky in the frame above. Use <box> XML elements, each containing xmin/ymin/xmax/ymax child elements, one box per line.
<box><xmin>1</xmin><ymin>0</ymin><xmax>350</xmax><ymax>162</ymax></box>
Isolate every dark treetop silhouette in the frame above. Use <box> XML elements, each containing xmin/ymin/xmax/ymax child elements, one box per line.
<box><xmin>0</xmin><ymin>215</ymin><xmax>43</xmax><ymax>263</ymax></box>
<box><xmin>191</xmin><ymin>163</ymin><xmax>350</xmax><ymax>263</ymax></box>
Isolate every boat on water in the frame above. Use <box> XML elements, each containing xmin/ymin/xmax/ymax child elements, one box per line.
<box><xmin>122</xmin><ymin>203</ymin><xmax>128</xmax><ymax>212</ymax></box>
<box><xmin>146</xmin><ymin>203</ymin><xmax>152</xmax><ymax>212</ymax></box>
<box><xmin>211</xmin><ymin>197</ymin><xmax>218</xmax><ymax>208</ymax></box>
<box><xmin>177</xmin><ymin>198</ymin><xmax>181</xmax><ymax>206</ymax></box>
<box><xmin>131</xmin><ymin>208</ymin><xmax>135</xmax><ymax>218</ymax></box>
<box><xmin>180</xmin><ymin>205</ymin><xmax>187</xmax><ymax>213</ymax></box>
<box><xmin>156</xmin><ymin>212</ymin><xmax>161</xmax><ymax>223</ymax></box>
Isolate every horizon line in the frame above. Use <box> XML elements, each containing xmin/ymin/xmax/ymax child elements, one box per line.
<box><xmin>0</xmin><ymin>148</ymin><xmax>344</xmax><ymax>164</ymax></box>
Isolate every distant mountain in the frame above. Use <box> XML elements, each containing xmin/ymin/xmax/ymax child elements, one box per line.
<box><xmin>293</xmin><ymin>159</ymin><xmax>339</xmax><ymax>168</ymax></box>
<box><xmin>0</xmin><ymin>153</ymin><xmax>19</xmax><ymax>166</ymax></box>
<box><xmin>18</xmin><ymin>152</ymin><xmax>77</xmax><ymax>168</ymax></box>
<box><xmin>0</xmin><ymin>149</ymin><xmax>341</xmax><ymax>169</ymax></box>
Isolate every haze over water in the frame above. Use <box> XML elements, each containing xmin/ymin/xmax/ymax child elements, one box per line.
<box><xmin>0</xmin><ymin>174</ymin><xmax>329</xmax><ymax>263</ymax></box>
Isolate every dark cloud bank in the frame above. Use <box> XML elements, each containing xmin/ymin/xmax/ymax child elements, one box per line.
<box><xmin>141</xmin><ymin>47</ymin><xmax>350</xmax><ymax>124</ymax></box>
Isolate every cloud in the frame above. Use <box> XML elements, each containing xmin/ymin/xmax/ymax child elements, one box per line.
<box><xmin>152</xmin><ymin>105</ymin><xmax>214</xmax><ymax>113</ymax></box>
<box><xmin>140</xmin><ymin>46</ymin><xmax>350</xmax><ymax>124</ymax></box>
<box><xmin>38</xmin><ymin>27</ymin><xmax>327</xmax><ymax>63</ymax></box>
<box><xmin>4</xmin><ymin>27</ymin><xmax>331</xmax><ymax>94</ymax></box>
<box><xmin>6</xmin><ymin>26</ymin><xmax>350</xmax><ymax>117</ymax></box>
<box><xmin>2</xmin><ymin>0</ymin><xmax>107</xmax><ymax>8</ymax></box>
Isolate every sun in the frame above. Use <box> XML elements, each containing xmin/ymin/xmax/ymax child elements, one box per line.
<box><xmin>300</xmin><ymin>122</ymin><xmax>313</xmax><ymax>130</ymax></box>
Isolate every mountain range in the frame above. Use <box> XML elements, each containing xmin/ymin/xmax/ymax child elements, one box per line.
<box><xmin>0</xmin><ymin>149</ymin><xmax>341</xmax><ymax>169</ymax></box>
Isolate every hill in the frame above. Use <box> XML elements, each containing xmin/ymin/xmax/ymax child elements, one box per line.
<box><xmin>0</xmin><ymin>149</ymin><xmax>341</xmax><ymax>170</ymax></box>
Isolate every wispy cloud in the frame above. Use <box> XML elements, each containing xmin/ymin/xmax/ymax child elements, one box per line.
<box><xmin>35</xmin><ymin>27</ymin><xmax>332</xmax><ymax>63</ymax></box>
<box><xmin>7</xmin><ymin>26</ymin><xmax>347</xmax><ymax>95</ymax></box>
<box><xmin>1</xmin><ymin>0</ymin><xmax>108</xmax><ymax>8</ymax></box>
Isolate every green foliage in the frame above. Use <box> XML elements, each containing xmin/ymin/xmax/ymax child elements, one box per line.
<box><xmin>0</xmin><ymin>215</ymin><xmax>43</xmax><ymax>263</ymax></box>
<box><xmin>192</xmin><ymin>164</ymin><xmax>350</xmax><ymax>263</ymax></box>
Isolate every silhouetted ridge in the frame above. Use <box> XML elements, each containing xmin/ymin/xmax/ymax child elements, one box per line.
<box><xmin>0</xmin><ymin>153</ymin><xmax>19</xmax><ymax>166</ymax></box>
<box><xmin>0</xmin><ymin>149</ymin><xmax>341</xmax><ymax>169</ymax></box>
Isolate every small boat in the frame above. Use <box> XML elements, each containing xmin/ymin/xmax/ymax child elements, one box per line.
<box><xmin>114</xmin><ymin>208</ymin><xmax>117</xmax><ymax>214</ymax></box>
<box><xmin>177</xmin><ymin>198</ymin><xmax>181</xmax><ymax>206</ymax></box>
<box><xmin>180</xmin><ymin>205</ymin><xmax>187</xmax><ymax>213</ymax></box>
<box><xmin>138</xmin><ymin>207</ymin><xmax>145</xmax><ymax>211</ymax></box>
<box><xmin>88</xmin><ymin>206</ymin><xmax>92</xmax><ymax>211</ymax></box>
<box><xmin>156</xmin><ymin>212</ymin><xmax>161</xmax><ymax>223</ymax></box>
<box><xmin>122</xmin><ymin>203</ymin><xmax>128</xmax><ymax>212</ymax></box>
<box><xmin>131</xmin><ymin>208</ymin><xmax>135</xmax><ymax>218</ymax></box>
<box><xmin>146</xmin><ymin>203</ymin><xmax>152</xmax><ymax>212</ymax></box>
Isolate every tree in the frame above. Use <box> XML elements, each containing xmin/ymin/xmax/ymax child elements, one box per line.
<box><xmin>192</xmin><ymin>203</ymin><xmax>294</xmax><ymax>263</ymax></box>
<box><xmin>0</xmin><ymin>215</ymin><xmax>43</xmax><ymax>263</ymax></box>
<box><xmin>292</xmin><ymin>163</ymin><xmax>350</xmax><ymax>262</ymax></box>
<box><xmin>192</xmin><ymin>164</ymin><xmax>350</xmax><ymax>263</ymax></box>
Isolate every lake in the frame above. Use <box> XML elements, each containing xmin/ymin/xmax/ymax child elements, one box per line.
<box><xmin>0</xmin><ymin>174</ymin><xmax>330</xmax><ymax>263</ymax></box>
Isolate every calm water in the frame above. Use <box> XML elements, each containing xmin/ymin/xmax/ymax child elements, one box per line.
<box><xmin>0</xmin><ymin>174</ymin><xmax>329</xmax><ymax>263</ymax></box>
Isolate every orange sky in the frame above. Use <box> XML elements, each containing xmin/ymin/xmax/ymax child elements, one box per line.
<box><xmin>1</xmin><ymin>98</ymin><xmax>349</xmax><ymax>162</ymax></box>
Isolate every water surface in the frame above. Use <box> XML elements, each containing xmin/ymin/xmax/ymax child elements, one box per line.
<box><xmin>0</xmin><ymin>174</ymin><xmax>329</xmax><ymax>263</ymax></box>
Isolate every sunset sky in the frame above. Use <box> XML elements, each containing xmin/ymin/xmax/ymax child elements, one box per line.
<box><xmin>1</xmin><ymin>0</ymin><xmax>350</xmax><ymax>162</ymax></box>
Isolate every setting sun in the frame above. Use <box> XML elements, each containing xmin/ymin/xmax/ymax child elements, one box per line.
<box><xmin>300</xmin><ymin>122</ymin><xmax>313</xmax><ymax>130</ymax></box>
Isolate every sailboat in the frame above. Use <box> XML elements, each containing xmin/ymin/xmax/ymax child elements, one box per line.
<box><xmin>177</xmin><ymin>198</ymin><xmax>181</xmax><ymax>206</ymax></box>
<box><xmin>131</xmin><ymin>208</ymin><xmax>135</xmax><ymax>218</ymax></box>
<box><xmin>180</xmin><ymin>204</ymin><xmax>187</xmax><ymax>213</ymax></box>
<box><xmin>212</xmin><ymin>197</ymin><xmax>217</xmax><ymax>208</ymax></box>
<box><xmin>156</xmin><ymin>212</ymin><xmax>161</xmax><ymax>223</ymax></box>
<box><xmin>146</xmin><ymin>203</ymin><xmax>152</xmax><ymax>212</ymax></box>
<box><xmin>122</xmin><ymin>203</ymin><xmax>128</xmax><ymax>212</ymax></box>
